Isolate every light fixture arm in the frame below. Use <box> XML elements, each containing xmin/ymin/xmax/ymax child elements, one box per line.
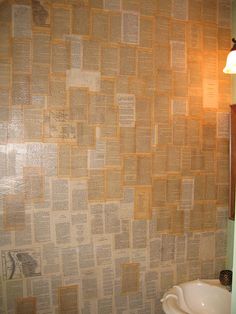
<box><xmin>231</xmin><ymin>38</ymin><xmax>236</xmax><ymax>52</ymax></box>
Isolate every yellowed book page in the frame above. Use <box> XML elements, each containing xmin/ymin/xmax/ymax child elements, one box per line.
<box><xmin>59</xmin><ymin>285</ymin><xmax>79</xmax><ymax>314</ymax></box>
<box><xmin>167</xmin><ymin>146</ymin><xmax>181</xmax><ymax>172</ymax></box>
<box><xmin>33</xmin><ymin>33</ymin><xmax>50</xmax><ymax>64</ymax></box>
<box><xmin>67</xmin><ymin>35</ymin><xmax>82</xmax><ymax>69</ymax></box>
<box><xmin>191</xmin><ymin>148</ymin><xmax>204</xmax><ymax>171</ymax></box>
<box><xmin>134</xmin><ymin>187</ymin><xmax>151</xmax><ymax>220</ymax></box>
<box><xmin>0</xmin><ymin>95</ymin><xmax>9</xmax><ymax>121</ymax></box>
<box><xmin>52</xmin><ymin>6</ymin><xmax>71</xmax><ymax>40</ymax></box>
<box><xmin>189</xmin><ymin>203</ymin><xmax>203</xmax><ymax>232</ymax></box>
<box><xmin>180</xmin><ymin>178</ymin><xmax>194</xmax><ymax>210</ymax></box>
<box><xmin>136</xmin><ymin>127</ymin><xmax>151</xmax><ymax>153</ymax></box>
<box><xmin>172</xmin><ymin>0</ymin><xmax>187</xmax><ymax>20</ymax></box>
<box><xmin>188</xmin><ymin>0</ymin><xmax>202</xmax><ymax>21</ymax></box>
<box><xmin>157</xmin><ymin>70</ymin><xmax>172</xmax><ymax>93</ymax></box>
<box><xmin>202</xmin><ymin>201</ymin><xmax>216</xmax><ymax>231</ymax></box>
<box><xmin>137</xmin><ymin>155</ymin><xmax>152</xmax><ymax>185</ymax></box>
<box><xmin>140</xmin><ymin>17</ymin><xmax>153</xmax><ymax>48</ymax></box>
<box><xmin>155</xmin><ymin>16</ymin><xmax>170</xmax><ymax>45</ymax></box>
<box><xmin>89</xmin><ymin>94</ymin><xmax>106</xmax><ymax>125</ymax></box>
<box><xmin>156</xmin><ymin>123</ymin><xmax>172</xmax><ymax>145</ymax></box>
<box><xmin>122</xmin><ymin>0</ymin><xmax>139</xmax><ymax>11</ymax></box>
<box><xmin>45</xmin><ymin>110</ymin><xmax>77</xmax><ymax>142</ymax></box>
<box><xmin>52</xmin><ymin>43</ymin><xmax>67</xmax><ymax>74</ymax></box>
<box><xmin>202</xmin><ymin>124</ymin><xmax>216</xmax><ymax>150</ymax></box>
<box><xmin>156</xmin><ymin>208</ymin><xmax>171</xmax><ymax>233</ymax></box>
<box><xmin>171</xmin><ymin>41</ymin><xmax>186</xmax><ymax>71</ymax></box>
<box><xmin>138</xmin><ymin>50</ymin><xmax>153</xmax><ymax>78</ymax></box>
<box><xmin>202</xmin><ymin>0</ymin><xmax>217</xmax><ymax>23</ymax></box>
<box><xmin>203</xmin><ymin>79</ymin><xmax>218</xmax><ymax>109</ymax></box>
<box><xmin>154</xmin><ymin>95</ymin><xmax>170</xmax><ymax>123</ymax></box>
<box><xmin>4</xmin><ymin>194</ymin><xmax>25</xmax><ymax>231</ymax></box>
<box><xmin>218</xmin><ymin>1</ymin><xmax>231</xmax><ymax>28</ymax></box>
<box><xmin>16</xmin><ymin>297</ymin><xmax>36</xmax><ymax>314</ymax></box>
<box><xmin>171</xmin><ymin>208</ymin><xmax>184</xmax><ymax>234</ymax></box>
<box><xmin>186</xmin><ymin>119</ymin><xmax>200</xmax><ymax>146</ymax></box>
<box><xmin>152</xmin><ymin>177</ymin><xmax>166</xmax><ymax>207</ymax></box>
<box><xmin>0</xmin><ymin>23</ymin><xmax>11</xmax><ymax>58</ymax></box>
<box><xmin>188</xmin><ymin>96</ymin><xmax>202</xmax><ymax>118</ymax></box>
<box><xmin>122</xmin><ymin>11</ymin><xmax>139</xmax><ymax>44</ymax></box>
<box><xmin>123</xmin><ymin>155</ymin><xmax>137</xmax><ymax>186</ymax></box>
<box><xmin>71</xmin><ymin>147</ymin><xmax>88</xmax><ymax>178</ymax></box>
<box><xmin>105</xmin><ymin>139</ymin><xmax>120</xmax><ymax>167</ymax></box>
<box><xmin>83</xmin><ymin>40</ymin><xmax>100</xmax><ymax>71</ymax></box>
<box><xmin>88</xmin><ymin>170</ymin><xmax>105</xmax><ymax>201</ymax></box>
<box><xmin>92</xmin><ymin>11</ymin><xmax>109</xmax><ymax>41</ymax></box>
<box><xmin>203</xmin><ymin>26</ymin><xmax>217</xmax><ymax>51</ymax></box>
<box><xmin>101</xmin><ymin>46</ymin><xmax>118</xmax><ymax>76</ymax></box>
<box><xmin>167</xmin><ymin>176</ymin><xmax>181</xmax><ymax>203</ymax></box>
<box><xmin>203</xmin><ymin>52</ymin><xmax>217</xmax><ymax>79</ymax></box>
<box><xmin>152</xmin><ymin>147</ymin><xmax>167</xmax><ymax>175</ymax></box>
<box><xmin>88</xmin><ymin>139</ymin><xmax>105</xmax><ymax>169</ymax></box>
<box><xmin>51</xmin><ymin>178</ymin><xmax>69</xmax><ymax>211</ymax></box>
<box><xmin>120</xmin><ymin>46</ymin><xmax>136</xmax><ymax>76</ymax></box>
<box><xmin>8</xmin><ymin>108</ymin><xmax>24</xmax><ymax>143</ymax></box>
<box><xmin>106</xmin><ymin>168</ymin><xmax>122</xmax><ymax>200</ymax></box>
<box><xmin>58</xmin><ymin>144</ymin><xmax>71</xmax><ymax>177</ymax></box>
<box><xmin>187</xmin><ymin>23</ymin><xmax>202</xmax><ymax>49</ymax></box>
<box><xmin>100</xmin><ymin>103</ymin><xmax>118</xmax><ymax>138</ymax></box>
<box><xmin>48</xmin><ymin>76</ymin><xmax>66</xmax><ymax>109</ymax></box>
<box><xmin>117</xmin><ymin>93</ymin><xmax>135</xmax><ymax>127</ymax></box>
<box><xmin>13</xmin><ymin>40</ymin><xmax>31</xmax><ymax>73</ymax></box>
<box><xmin>0</xmin><ymin>63</ymin><xmax>10</xmax><ymax>91</ymax></box>
<box><xmin>24</xmin><ymin>167</ymin><xmax>44</xmax><ymax>201</ymax></box>
<box><xmin>136</xmin><ymin>97</ymin><xmax>152</xmax><ymax>127</ymax></box>
<box><xmin>194</xmin><ymin>174</ymin><xmax>206</xmax><ymax>200</ymax></box>
<box><xmin>205</xmin><ymin>174</ymin><xmax>217</xmax><ymax>200</ymax></box>
<box><xmin>24</xmin><ymin>108</ymin><xmax>43</xmax><ymax>141</ymax></box>
<box><xmin>73</xmin><ymin>6</ymin><xmax>90</xmax><ymax>35</ymax></box>
<box><xmin>12</xmin><ymin>74</ymin><xmax>30</xmax><ymax>106</ymax></box>
<box><xmin>122</xmin><ymin>263</ymin><xmax>139</xmax><ymax>294</ymax></box>
<box><xmin>77</xmin><ymin>122</ymin><xmax>95</xmax><ymax>148</ymax></box>
<box><xmin>66</xmin><ymin>68</ymin><xmax>101</xmax><ymax>92</ymax></box>
<box><xmin>13</xmin><ymin>5</ymin><xmax>31</xmax><ymax>38</ymax></box>
<box><xmin>109</xmin><ymin>13</ymin><xmax>121</xmax><ymax>43</ymax></box>
<box><xmin>104</xmin><ymin>0</ymin><xmax>121</xmax><ymax>10</ymax></box>
<box><xmin>217</xmin><ymin>112</ymin><xmax>229</xmax><ymax>138</ymax></box>
<box><xmin>120</xmin><ymin>127</ymin><xmax>136</xmax><ymax>153</ymax></box>
<box><xmin>32</xmin><ymin>64</ymin><xmax>49</xmax><ymax>95</ymax></box>
<box><xmin>157</xmin><ymin>0</ymin><xmax>172</xmax><ymax>16</ymax></box>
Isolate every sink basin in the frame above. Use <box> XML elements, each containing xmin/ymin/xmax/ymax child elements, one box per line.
<box><xmin>161</xmin><ymin>279</ymin><xmax>231</xmax><ymax>314</ymax></box>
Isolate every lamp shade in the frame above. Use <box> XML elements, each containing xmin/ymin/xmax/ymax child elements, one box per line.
<box><xmin>223</xmin><ymin>38</ymin><xmax>236</xmax><ymax>74</ymax></box>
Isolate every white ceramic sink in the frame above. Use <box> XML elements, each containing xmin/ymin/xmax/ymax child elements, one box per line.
<box><xmin>161</xmin><ymin>279</ymin><xmax>231</xmax><ymax>314</ymax></box>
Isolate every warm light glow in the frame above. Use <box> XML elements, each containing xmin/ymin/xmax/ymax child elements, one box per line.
<box><xmin>223</xmin><ymin>50</ymin><xmax>236</xmax><ymax>74</ymax></box>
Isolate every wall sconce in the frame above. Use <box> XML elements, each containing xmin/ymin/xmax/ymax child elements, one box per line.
<box><xmin>223</xmin><ymin>38</ymin><xmax>236</xmax><ymax>74</ymax></box>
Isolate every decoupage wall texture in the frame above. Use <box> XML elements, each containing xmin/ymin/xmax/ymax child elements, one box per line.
<box><xmin>0</xmin><ymin>0</ymin><xmax>232</xmax><ymax>313</ymax></box>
